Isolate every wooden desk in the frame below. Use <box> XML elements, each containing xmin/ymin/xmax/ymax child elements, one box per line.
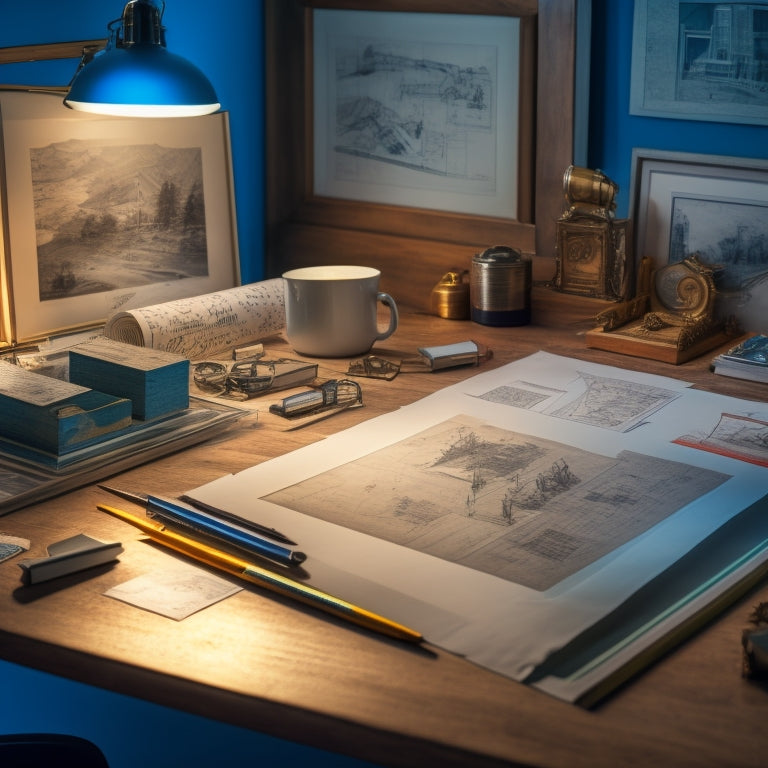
<box><xmin>2</xmin><ymin>306</ymin><xmax>767</xmax><ymax>768</ymax></box>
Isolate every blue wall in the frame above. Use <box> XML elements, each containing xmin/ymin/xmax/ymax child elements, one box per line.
<box><xmin>2</xmin><ymin>2</ymin><xmax>767</xmax><ymax>766</ymax></box>
<box><xmin>588</xmin><ymin>1</ymin><xmax>768</xmax><ymax>218</ymax></box>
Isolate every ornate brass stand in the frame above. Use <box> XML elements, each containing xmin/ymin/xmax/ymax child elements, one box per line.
<box><xmin>554</xmin><ymin>166</ymin><xmax>631</xmax><ymax>302</ymax></box>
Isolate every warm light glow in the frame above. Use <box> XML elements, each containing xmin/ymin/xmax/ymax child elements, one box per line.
<box><xmin>65</xmin><ymin>100</ymin><xmax>220</xmax><ymax>117</ymax></box>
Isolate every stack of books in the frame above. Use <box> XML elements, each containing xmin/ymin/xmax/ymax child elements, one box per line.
<box><xmin>711</xmin><ymin>335</ymin><xmax>768</xmax><ymax>384</ymax></box>
<box><xmin>0</xmin><ymin>360</ymin><xmax>133</xmax><ymax>455</ymax></box>
<box><xmin>69</xmin><ymin>337</ymin><xmax>189</xmax><ymax>419</ymax></box>
<box><xmin>0</xmin><ymin>337</ymin><xmax>190</xmax><ymax>460</ymax></box>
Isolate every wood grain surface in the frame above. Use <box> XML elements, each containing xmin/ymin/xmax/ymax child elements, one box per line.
<box><xmin>1</xmin><ymin>306</ymin><xmax>767</xmax><ymax>768</ymax></box>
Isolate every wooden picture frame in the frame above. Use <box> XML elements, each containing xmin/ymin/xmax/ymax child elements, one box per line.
<box><xmin>265</xmin><ymin>1</ymin><xmax>582</xmax><ymax>311</ymax></box>
<box><xmin>0</xmin><ymin>89</ymin><xmax>240</xmax><ymax>349</ymax></box>
<box><xmin>629</xmin><ymin>148</ymin><xmax>768</xmax><ymax>333</ymax></box>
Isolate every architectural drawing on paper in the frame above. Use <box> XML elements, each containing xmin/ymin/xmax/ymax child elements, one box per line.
<box><xmin>479</xmin><ymin>372</ymin><xmax>680</xmax><ymax>431</ymax></box>
<box><xmin>632</xmin><ymin>1</ymin><xmax>768</xmax><ymax>124</ymax></box>
<box><xmin>675</xmin><ymin>412</ymin><xmax>768</xmax><ymax>468</ymax></box>
<box><xmin>478</xmin><ymin>381</ymin><xmax>563</xmax><ymax>410</ymax></box>
<box><xmin>332</xmin><ymin>36</ymin><xmax>496</xmax><ymax>185</ymax></box>
<box><xmin>265</xmin><ymin>415</ymin><xmax>729</xmax><ymax>590</ymax></box>
<box><xmin>546</xmin><ymin>372</ymin><xmax>679</xmax><ymax>430</ymax></box>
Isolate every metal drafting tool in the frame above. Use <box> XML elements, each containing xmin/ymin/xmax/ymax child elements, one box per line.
<box><xmin>348</xmin><ymin>340</ymin><xmax>492</xmax><ymax>379</ymax></box>
<box><xmin>98</xmin><ymin>503</ymin><xmax>423</xmax><ymax>644</ymax></box>
<box><xmin>98</xmin><ymin>486</ymin><xmax>304</xmax><ymax>567</ymax></box>
<box><xmin>269</xmin><ymin>379</ymin><xmax>363</xmax><ymax>427</ymax></box>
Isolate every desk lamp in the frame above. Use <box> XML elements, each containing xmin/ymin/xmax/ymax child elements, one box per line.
<box><xmin>65</xmin><ymin>0</ymin><xmax>220</xmax><ymax>116</ymax></box>
<box><xmin>0</xmin><ymin>0</ymin><xmax>219</xmax><ymax>118</ymax></box>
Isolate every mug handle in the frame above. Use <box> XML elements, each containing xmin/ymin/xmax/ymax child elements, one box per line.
<box><xmin>375</xmin><ymin>292</ymin><xmax>399</xmax><ymax>341</ymax></box>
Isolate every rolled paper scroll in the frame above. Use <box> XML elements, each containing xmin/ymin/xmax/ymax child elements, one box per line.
<box><xmin>104</xmin><ymin>279</ymin><xmax>286</xmax><ymax>359</ymax></box>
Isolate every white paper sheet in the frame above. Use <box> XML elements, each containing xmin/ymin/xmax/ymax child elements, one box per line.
<box><xmin>187</xmin><ymin>352</ymin><xmax>768</xmax><ymax>699</ymax></box>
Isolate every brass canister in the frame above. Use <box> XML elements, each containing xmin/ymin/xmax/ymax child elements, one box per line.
<box><xmin>430</xmin><ymin>270</ymin><xmax>470</xmax><ymax>319</ymax></box>
<box><xmin>470</xmin><ymin>246</ymin><xmax>531</xmax><ymax>326</ymax></box>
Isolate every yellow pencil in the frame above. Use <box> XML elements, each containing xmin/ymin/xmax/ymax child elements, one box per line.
<box><xmin>98</xmin><ymin>503</ymin><xmax>423</xmax><ymax>644</ymax></box>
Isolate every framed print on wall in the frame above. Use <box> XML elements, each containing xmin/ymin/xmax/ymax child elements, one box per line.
<box><xmin>312</xmin><ymin>10</ymin><xmax>522</xmax><ymax>221</ymax></box>
<box><xmin>631</xmin><ymin>0</ymin><xmax>768</xmax><ymax>126</ymax></box>
<box><xmin>0</xmin><ymin>89</ymin><xmax>239</xmax><ymax>348</ymax></box>
<box><xmin>630</xmin><ymin>148</ymin><xmax>768</xmax><ymax>332</ymax></box>
<box><xmin>265</xmin><ymin>0</ymin><xmax>585</xmax><ymax>309</ymax></box>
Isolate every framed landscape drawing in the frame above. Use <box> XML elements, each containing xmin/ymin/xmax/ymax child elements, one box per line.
<box><xmin>630</xmin><ymin>148</ymin><xmax>768</xmax><ymax>332</ymax></box>
<box><xmin>265</xmin><ymin>1</ymin><xmax>585</xmax><ymax>306</ymax></box>
<box><xmin>0</xmin><ymin>90</ymin><xmax>239</xmax><ymax>348</ymax></box>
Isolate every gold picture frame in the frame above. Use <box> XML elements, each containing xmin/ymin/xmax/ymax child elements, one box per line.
<box><xmin>0</xmin><ymin>89</ymin><xmax>240</xmax><ymax>349</ymax></box>
<box><xmin>265</xmin><ymin>0</ymin><xmax>583</xmax><ymax>310</ymax></box>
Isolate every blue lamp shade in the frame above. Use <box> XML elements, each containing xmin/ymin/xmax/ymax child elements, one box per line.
<box><xmin>64</xmin><ymin>0</ymin><xmax>220</xmax><ymax>118</ymax></box>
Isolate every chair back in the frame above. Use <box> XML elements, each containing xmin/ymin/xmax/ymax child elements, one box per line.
<box><xmin>0</xmin><ymin>733</ymin><xmax>110</xmax><ymax>767</ymax></box>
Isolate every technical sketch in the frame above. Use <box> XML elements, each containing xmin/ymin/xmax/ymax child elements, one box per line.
<box><xmin>545</xmin><ymin>372</ymin><xmax>680</xmax><ymax>430</ymax></box>
<box><xmin>675</xmin><ymin>412</ymin><xmax>768</xmax><ymax>467</ymax></box>
<box><xmin>669</xmin><ymin>197</ymin><xmax>768</xmax><ymax>293</ymax></box>
<box><xmin>265</xmin><ymin>415</ymin><xmax>729</xmax><ymax>590</ymax></box>
<box><xmin>478</xmin><ymin>372</ymin><xmax>680</xmax><ymax>432</ymax></box>
<box><xmin>631</xmin><ymin>1</ymin><xmax>768</xmax><ymax>125</ymax></box>
<box><xmin>331</xmin><ymin>36</ymin><xmax>497</xmax><ymax>187</ymax></box>
<box><xmin>478</xmin><ymin>381</ymin><xmax>564</xmax><ymax>410</ymax></box>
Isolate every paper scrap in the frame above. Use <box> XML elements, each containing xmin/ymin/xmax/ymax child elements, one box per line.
<box><xmin>0</xmin><ymin>533</ymin><xmax>30</xmax><ymax>563</ymax></box>
<box><xmin>105</xmin><ymin>565</ymin><xmax>242</xmax><ymax>620</ymax></box>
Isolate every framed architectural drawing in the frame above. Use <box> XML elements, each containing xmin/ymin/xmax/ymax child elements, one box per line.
<box><xmin>629</xmin><ymin>148</ymin><xmax>768</xmax><ymax>332</ymax></box>
<box><xmin>631</xmin><ymin>0</ymin><xmax>768</xmax><ymax>126</ymax></box>
<box><xmin>0</xmin><ymin>89</ymin><xmax>239</xmax><ymax>348</ymax></box>
<box><xmin>312</xmin><ymin>10</ymin><xmax>522</xmax><ymax>220</ymax></box>
<box><xmin>265</xmin><ymin>1</ymin><xmax>586</xmax><ymax>306</ymax></box>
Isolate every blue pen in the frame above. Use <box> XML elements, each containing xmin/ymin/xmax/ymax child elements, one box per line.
<box><xmin>98</xmin><ymin>486</ymin><xmax>306</xmax><ymax>567</ymax></box>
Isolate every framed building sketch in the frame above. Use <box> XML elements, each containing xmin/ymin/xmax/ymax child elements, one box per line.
<box><xmin>312</xmin><ymin>10</ymin><xmax>521</xmax><ymax>220</ymax></box>
<box><xmin>631</xmin><ymin>0</ymin><xmax>768</xmax><ymax>126</ymax></box>
<box><xmin>265</xmin><ymin>1</ymin><xmax>586</xmax><ymax>306</ymax></box>
<box><xmin>0</xmin><ymin>89</ymin><xmax>239</xmax><ymax>348</ymax></box>
<box><xmin>629</xmin><ymin>148</ymin><xmax>768</xmax><ymax>332</ymax></box>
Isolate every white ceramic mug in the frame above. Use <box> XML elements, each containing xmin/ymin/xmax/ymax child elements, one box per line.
<box><xmin>283</xmin><ymin>265</ymin><xmax>398</xmax><ymax>357</ymax></box>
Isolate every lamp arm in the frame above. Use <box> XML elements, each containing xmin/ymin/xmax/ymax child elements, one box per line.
<box><xmin>0</xmin><ymin>40</ymin><xmax>107</xmax><ymax>66</ymax></box>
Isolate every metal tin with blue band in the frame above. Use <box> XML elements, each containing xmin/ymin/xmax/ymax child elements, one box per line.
<box><xmin>470</xmin><ymin>245</ymin><xmax>531</xmax><ymax>326</ymax></box>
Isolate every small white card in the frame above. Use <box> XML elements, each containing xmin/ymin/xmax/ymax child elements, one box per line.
<box><xmin>106</xmin><ymin>564</ymin><xmax>242</xmax><ymax>621</ymax></box>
